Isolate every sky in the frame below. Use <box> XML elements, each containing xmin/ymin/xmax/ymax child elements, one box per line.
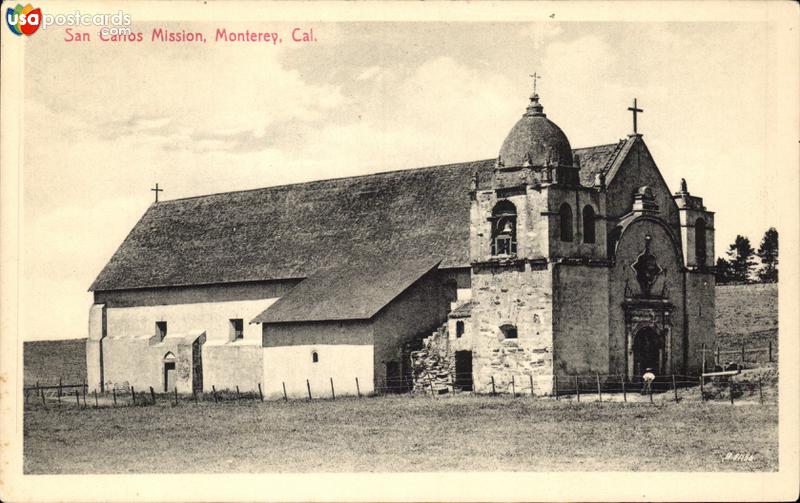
<box><xmin>20</xmin><ymin>19</ymin><xmax>782</xmax><ymax>340</ymax></box>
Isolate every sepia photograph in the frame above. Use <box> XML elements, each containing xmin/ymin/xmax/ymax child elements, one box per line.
<box><xmin>1</xmin><ymin>1</ymin><xmax>798</xmax><ymax>501</ymax></box>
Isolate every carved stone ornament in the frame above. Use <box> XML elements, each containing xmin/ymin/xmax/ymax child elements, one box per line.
<box><xmin>630</xmin><ymin>235</ymin><xmax>663</xmax><ymax>297</ymax></box>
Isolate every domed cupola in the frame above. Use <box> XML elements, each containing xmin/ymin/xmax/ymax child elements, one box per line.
<box><xmin>498</xmin><ymin>93</ymin><xmax>574</xmax><ymax>170</ymax></box>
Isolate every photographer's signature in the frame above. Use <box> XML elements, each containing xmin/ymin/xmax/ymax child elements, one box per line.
<box><xmin>724</xmin><ymin>452</ymin><xmax>756</xmax><ymax>462</ymax></box>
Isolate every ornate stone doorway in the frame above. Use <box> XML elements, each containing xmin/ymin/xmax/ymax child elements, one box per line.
<box><xmin>624</xmin><ymin>299</ymin><xmax>673</xmax><ymax>380</ymax></box>
<box><xmin>632</xmin><ymin>326</ymin><xmax>663</xmax><ymax>378</ymax></box>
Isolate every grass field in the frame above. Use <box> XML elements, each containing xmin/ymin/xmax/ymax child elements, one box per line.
<box><xmin>22</xmin><ymin>283</ymin><xmax>780</xmax><ymax>473</ymax></box>
<box><xmin>24</xmin><ymin>394</ymin><xmax>778</xmax><ymax>473</ymax></box>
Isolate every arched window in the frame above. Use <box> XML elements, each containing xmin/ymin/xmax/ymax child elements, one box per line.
<box><xmin>695</xmin><ymin>218</ymin><xmax>707</xmax><ymax>266</ymax></box>
<box><xmin>582</xmin><ymin>205</ymin><xmax>596</xmax><ymax>244</ymax></box>
<box><xmin>491</xmin><ymin>200</ymin><xmax>517</xmax><ymax>256</ymax></box>
<box><xmin>456</xmin><ymin>321</ymin><xmax>465</xmax><ymax>338</ymax></box>
<box><xmin>559</xmin><ymin>203</ymin><xmax>573</xmax><ymax>242</ymax></box>
<box><xmin>311</xmin><ymin>350</ymin><xmax>319</xmax><ymax>363</ymax></box>
<box><xmin>500</xmin><ymin>323</ymin><xmax>518</xmax><ymax>339</ymax></box>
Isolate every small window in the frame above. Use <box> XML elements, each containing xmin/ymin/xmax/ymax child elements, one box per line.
<box><xmin>559</xmin><ymin>203</ymin><xmax>573</xmax><ymax>242</ymax></box>
<box><xmin>311</xmin><ymin>350</ymin><xmax>319</xmax><ymax>363</ymax></box>
<box><xmin>582</xmin><ymin>205</ymin><xmax>596</xmax><ymax>244</ymax></box>
<box><xmin>456</xmin><ymin>321</ymin><xmax>465</xmax><ymax>338</ymax></box>
<box><xmin>155</xmin><ymin>321</ymin><xmax>167</xmax><ymax>341</ymax></box>
<box><xmin>500</xmin><ymin>324</ymin><xmax>518</xmax><ymax>339</ymax></box>
<box><xmin>230</xmin><ymin>318</ymin><xmax>244</xmax><ymax>340</ymax></box>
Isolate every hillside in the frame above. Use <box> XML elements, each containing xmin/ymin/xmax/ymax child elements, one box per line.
<box><xmin>715</xmin><ymin>283</ymin><xmax>778</xmax><ymax>350</ymax></box>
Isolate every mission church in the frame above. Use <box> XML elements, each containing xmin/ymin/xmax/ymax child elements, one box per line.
<box><xmin>87</xmin><ymin>85</ymin><xmax>716</xmax><ymax>397</ymax></box>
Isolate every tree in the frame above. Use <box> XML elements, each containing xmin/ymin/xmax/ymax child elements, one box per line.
<box><xmin>726</xmin><ymin>235</ymin><xmax>756</xmax><ymax>283</ymax></box>
<box><xmin>715</xmin><ymin>257</ymin><xmax>735</xmax><ymax>284</ymax></box>
<box><xmin>757</xmin><ymin>227</ymin><xmax>778</xmax><ymax>282</ymax></box>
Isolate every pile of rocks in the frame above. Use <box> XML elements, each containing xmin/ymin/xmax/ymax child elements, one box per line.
<box><xmin>410</xmin><ymin>325</ymin><xmax>455</xmax><ymax>395</ymax></box>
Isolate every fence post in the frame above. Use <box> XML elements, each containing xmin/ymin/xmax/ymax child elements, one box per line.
<box><xmin>330</xmin><ymin>378</ymin><xmax>335</xmax><ymax>400</ymax></box>
<box><xmin>758</xmin><ymin>377</ymin><xmax>763</xmax><ymax>404</ymax></box>
<box><xmin>672</xmin><ymin>374</ymin><xmax>678</xmax><ymax>402</ymax></box>
<box><xmin>730</xmin><ymin>381</ymin><xmax>734</xmax><ymax>405</ymax></box>
<box><xmin>174</xmin><ymin>387</ymin><xmax>178</xmax><ymax>406</ymax></box>
<box><xmin>622</xmin><ymin>375</ymin><xmax>627</xmax><ymax>402</ymax></box>
<box><xmin>41</xmin><ymin>390</ymin><xmax>46</xmax><ymax>407</ymax></box>
<box><xmin>575</xmin><ymin>376</ymin><xmax>580</xmax><ymax>402</ymax></box>
<box><xmin>236</xmin><ymin>385</ymin><xmax>241</xmax><ymax>402</ymax></box>
<box><xmin>306</xmin><ymin>379</ymin><xmax>312</xmax><ymax>401</ymax></box>
<box><xmin>113</xmin><ymin>388</ymin><xmax>117</xmax><ymax>407</ymax></box>
<box><xmin>596</xmin><ymin>374</ymin><xmax>602</xmax><ymax>402</ymax></box>
<box><xmin>355</xmin><ymin>377</ymin><xmax>361</xmax><ymax>398</ymax></box>
<box><xmin>131</xmin><ymin>386</ymin><xmax>136</xmax><ymax>405</ymax></box>
<box><xmin>149</xmin><ymin>386</ymin><xmax>156</xmax><ymax>405</ymax></box>
<box><xmin>768</xmin><ymin>340</ymin><xmax>772</xmax><ymax>363</ymax></box>
<box><xmin>83</xmin><ymin>379</ymin><xmax>87</xmax><ymax>406</ymax></box>
<box><xmin>491</xmin><ymin>376</ymin><xmax>496</xmax><ymax>396</ymax></box>
<box><xmin>700</xmin><ymin>376</ymin><xmax>705</xmax><ymax>401</ymax></box>
<box><xmin>511</xmin><ymin>375</ymin><xmax>516</xmax><ymax>398</ymax></box>
<box><xmin>741</xmin><ymin>342</ymin><xmax>745</xmax><ymax>364</ymax></box>
<box><xmin>649</xmin><ymin>383</ymin><xmax>653</xmax><ymax>404</ymax></box>
<box><xmin>716</xmin><ymin>347</ymin><xmax>720</xmax><ymax>366</ymax></box>
<box><xmin>530</xmin><ymin>374</ymin><xmax>535</xmax><ymax>397</ymax></box>
<box><xmin>94</xmin><ymin>389</ymin><xmax>98</xmax><ymax>408</ymax></box>
<box><xmin>35</xmin><ymin>381</ymin><xmax>40</xmax><ymax>398</ymax></box>
<box><xmin>282</xmin><ymin>382</ymin><xmax>288</xmax><ymax>401</ymax></box>
<box><xmin>212</xmin><ymin>385</ymin><xmax>218</xmax><ymax>403</ymax></box>
<box><xmin>553</xmin><ymin>375</ymin><xmax>557</xmax><ymax>400</ymax></box>
<box><xmin>75</xmin><ymin>389</ymin><xmax>80</xmax><ymax>406</ymax></box>
<box><xmin>258</xmin><ymin>383</ymin><xmax>264</xmax><ymax>402</ymax></box>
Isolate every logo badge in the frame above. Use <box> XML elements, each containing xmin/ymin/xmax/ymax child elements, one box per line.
<box><xmin>6</xmin><ymin>4</ymin><xmax>42</xmax><ymax>36</ymax></box>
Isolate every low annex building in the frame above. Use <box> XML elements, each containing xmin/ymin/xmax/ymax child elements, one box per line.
<box><xmin>87</xmin><ymin>89</ymin><xmax>715</xmax><ymax>397</ymax></box>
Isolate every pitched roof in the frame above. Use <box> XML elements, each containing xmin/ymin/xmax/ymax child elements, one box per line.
<box><xmin>251</xmin><ymin>257</ymin><xmax>441</xmax><ymax>323</ymax></box>
<box><xmin>90</xmin><ymin>159</ymin><xmax>494</xmax><ymax>291</ymax></box>
<box><xmin>574</xmin><ymin>139</ymin><xmax>629</xmax><ymax>187</ymax></box>
<box><xmin>91</xmin><ymin>143</ymin><xmax>631</xmax><ymax>292</ymax></box>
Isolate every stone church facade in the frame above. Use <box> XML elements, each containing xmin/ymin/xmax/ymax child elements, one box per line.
<box><xmin>87</xmin><ymin>89</ymin><xmax>715</xmax><ymax>397</ymax></box>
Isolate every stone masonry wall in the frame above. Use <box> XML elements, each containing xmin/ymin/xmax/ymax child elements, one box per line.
<box><xmin>470</xmin><ymin>263</ymin><xmax>554</xmax><ymax>395</ymax></box>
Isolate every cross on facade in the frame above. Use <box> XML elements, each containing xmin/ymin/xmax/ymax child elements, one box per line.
<box><xmin>151</xmin><ymin>183</ymin><xmax>163</xmax><ymax>203</ymax></box>
<box><xmin>628</xmin><ymin>98</ymin><xmax>643</xmax><ymax>134</ymax></box>
<box><xmin>529</xmin><ymin>72</ymin><xmax>541</xmax><ymax>95</ymax></box>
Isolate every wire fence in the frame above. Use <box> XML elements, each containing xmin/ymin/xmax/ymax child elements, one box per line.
<box><xmin>23</xmin><ymin>369</ymin><xmax>775</xmax><ymax>410</ymax></box>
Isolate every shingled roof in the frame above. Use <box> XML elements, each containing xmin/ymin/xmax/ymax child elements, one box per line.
<box><xmin>91</xmin><ymin>143</ymin><xmax>631</xmax><ymax>292</ymax></box>
<box><xmin>574</xmin><ymin>139</ymin><xmax>630</xmax><ymax>187</ymax></box>
<box><xmin>251</xmin><ymin>257</ymin><xmax>440</xmax><ymax>323</ymax></box>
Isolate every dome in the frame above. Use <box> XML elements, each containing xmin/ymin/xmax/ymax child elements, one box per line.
<box><xmin>498</xmin><ymin>94</ymin><xmax>573</xmax><ymax>168</ymax></box>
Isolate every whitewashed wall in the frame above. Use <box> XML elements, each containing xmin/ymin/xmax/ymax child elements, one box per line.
<box><xmin>105</xmin><ymin>298</ymin><xmax>277</xmax><ymax>342</ymax></box>
<box><xmin>262</xmin><ymin>344</ymin><xmax>374</xmax><ymax>399</ymax></box>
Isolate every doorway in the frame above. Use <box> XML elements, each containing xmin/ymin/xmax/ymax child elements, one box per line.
<box><xmin>454</xmin><ymin>350</ymin><xmax>473</xmax><ymax>391</ymax></box>
<box><xmin>164</xmin><ymin>361</ymin><xmax>176</xmax><ymax>392</ymax></box>
<box><xmin>632</xmin><ymin>326</ymin><xmax>663</xmax><ymax>379</ymax></box>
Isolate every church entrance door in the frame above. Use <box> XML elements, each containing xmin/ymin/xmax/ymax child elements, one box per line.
<box><xmin>632</xmin><ymin>326</ymin><xmax>663</xmax><ymax>379</ymax></box>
